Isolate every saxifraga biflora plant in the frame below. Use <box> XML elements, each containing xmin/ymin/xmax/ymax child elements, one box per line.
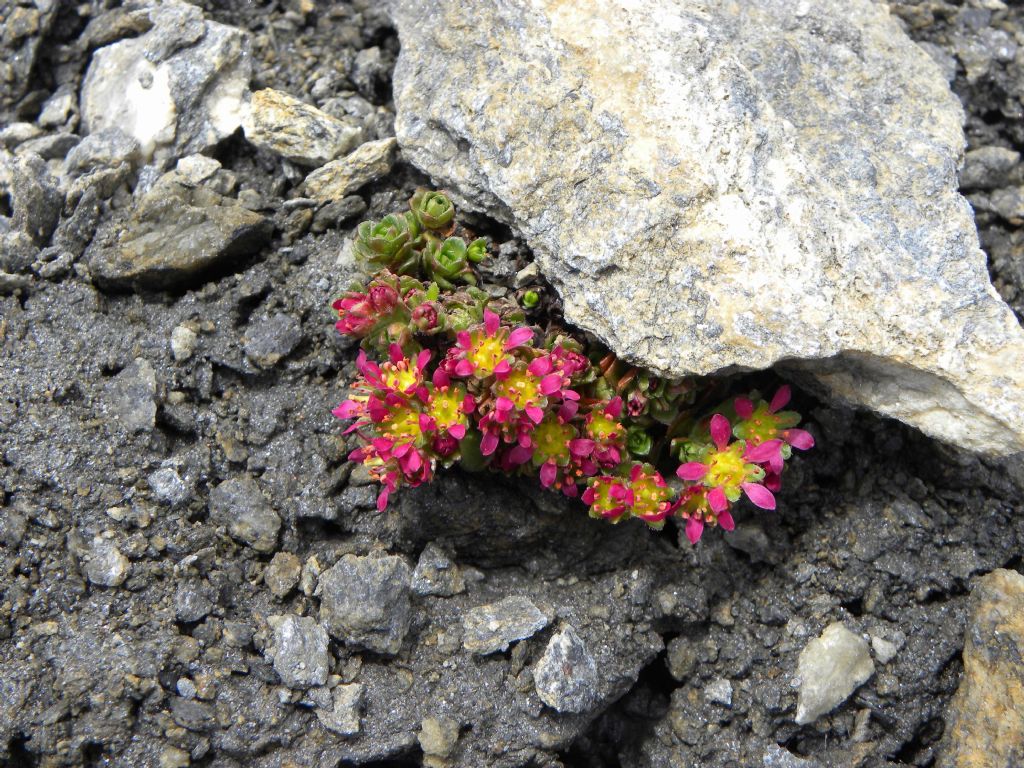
<box><xmin>332</xmin><ymin>190</ymin><xmax>814</xmax><ymax>544</ymax></box>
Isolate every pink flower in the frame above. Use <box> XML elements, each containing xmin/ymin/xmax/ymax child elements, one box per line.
<box><xmin>444</xmin><ymin>309</ymin><xmax>534</xmax><ymax>379</ymax></box>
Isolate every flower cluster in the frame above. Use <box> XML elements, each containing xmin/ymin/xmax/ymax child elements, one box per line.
<box><xmin>332</xmin><ymin>194</ymin><xmax>815</xmax><ymax>543</ymax></box>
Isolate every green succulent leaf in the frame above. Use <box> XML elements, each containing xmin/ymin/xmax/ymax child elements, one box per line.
<box><xmin>410</xmin><ymin>189</ymin><xmax>456</xmax><ymax>231</ymax></box>
<box><xmin>466</xmin><ymin>237</ymin><xmax>488</xmax><ymax>264</ymax></box>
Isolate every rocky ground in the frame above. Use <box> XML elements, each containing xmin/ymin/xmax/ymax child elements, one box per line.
<box><xmin>1</xmin><ymin>1</ymin><xmax>1023</xmax><ymax>767</ymax></box>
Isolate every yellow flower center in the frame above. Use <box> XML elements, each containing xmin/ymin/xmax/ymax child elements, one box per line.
<box><xmin>381</xmin><ymin>362</ymin><xmax>419</xmax><ymax>392</ymax></box>
<box><xmin>631</xmin><ymin>474</ymin><xmax>670</xmax><ymax>518</ymax></box>
<box><xmin>588</xmin><ymin>411</ymin><xmax>620</xmax><ymax>441</ymax></box>
<box><xmin>533</xmin><ymin>418</ymin><xmax>574</xmax><ymax>465</ymax></box>
<box><xmin>383</xmin><ymin>406</ymin><xmax>425</xmax><ymax>443</ymax></box>
<box><xmin>428</xmin><ymin>388</ymin><xmax>465</xmax><ymax>431</ymax></box>
<box><xmin>705</xmin><ymin>443</ymin><xmax>749</xmax><ymax>490</ymax></box>
<box><xmin>467</xmin><ymin>334</ymin><xmax>507</xmax><ymax>376</ymax></box>
<box><xmin>493</xmin><ymin>369</ymin><xmax>541</xmax><ymax>410</ymax></box>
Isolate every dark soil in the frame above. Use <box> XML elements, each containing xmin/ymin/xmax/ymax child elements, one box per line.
<box><xmin>1</xmin><ymin>1</ymin><xmax>1022</xmax><ymax>767</ymax></box>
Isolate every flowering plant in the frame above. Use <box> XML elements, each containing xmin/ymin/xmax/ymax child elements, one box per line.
<box><xmin>332</xmin><ymin>190</ymin><xmax>814</xmax><ymax>543</ymax></box>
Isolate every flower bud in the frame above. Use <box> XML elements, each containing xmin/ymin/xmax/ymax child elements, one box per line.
<box><xmin>412</xmin><ymin>302</ymin><xmax>440</xmax><ymax>331</ymax></box>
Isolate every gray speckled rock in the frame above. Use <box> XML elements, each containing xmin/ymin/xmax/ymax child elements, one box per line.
<box><xmin>795</xmin><ymin>622</ymin><xmax>874</xmax><ymax>725</ymax></box>
<box><xmin>301</xmin><ymin>138</ymin><xmax>397</xmax><ymax>203</ymax></box>
<box><xmin>80</xmin><ymin>0</ymin><xmax>250</xmax><ymax>163</ymax></box>
<box><xmin>101</xmin><ymin>358</ymin><xmax>157</xmax><ymax>433</ymax></box>
<box><xmin>88</xmin><ymin>170</ymin><xmax>271</xmax><ymax>290</ymax></box>
<box><xmin>268</xmin><ymin>615</ymin><xmax>330</xmax><ymax>689</ymax></box>
<box><xmin>242</xmin><ymin>88</ymin><xmax>363</xmax><ymax>167</ymax></box>
<box><xmin>84</xmin><ymin>538</ymin><xmax>130</xmax><ymax>588</ymax></box>
<box><xmin>386</xmin><ymin>0</ymin><xmax>1024</xmax><ymax>456</ymax></box>
<box><xmin>534</xmin><ymin>625</ymin><xmax>599</xmax><ymax>713</ymax></box>
<box><xmin>462</xmin><ymin>596</ymin><xmax>548</xmax><ymax>655</ymax></box>
<box><xmin>318</xmin><ymin>553</ymin><xmax>411</xmax><ymax>655</ymax></box>
<box><xmin>207</xmin><ymin>477</ymin><xmax>281</xmax><ymax>553</ymax></box>
<box><xmin>316</xmin><ymin>683</ymin><xmax>364</xmax><ymax>736</ymax></box>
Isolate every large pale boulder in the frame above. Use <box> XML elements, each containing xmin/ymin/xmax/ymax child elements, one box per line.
<box><xmin>385</xmin><ymin>0</ymin><xmax>1024</xmax><ymax>455</ymax></box>
<box><xmin>80</xmin><ymin>1</ymin><xmax>250</xmax><ymax>163</ymax></box>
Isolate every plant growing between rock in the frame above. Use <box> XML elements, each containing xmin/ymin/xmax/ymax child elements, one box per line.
<box><xmin>333</xmin><ymin>191</ymin><xmax>814</xmax><ymax>543</ymax></box>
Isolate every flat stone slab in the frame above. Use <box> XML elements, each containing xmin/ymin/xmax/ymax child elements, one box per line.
<box><xmin>385</xmin><ymin>0</ymin><xmax>1024</xmax><ymax>455</ymax></box>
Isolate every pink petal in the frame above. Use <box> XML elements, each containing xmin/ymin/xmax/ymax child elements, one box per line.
<box><xmin>448</xmin><ymin>424</ymin><xmax>466</xmax><ymax>439</ymax></box>
<box><xmin>562</xmin><ymin>482</ymin><xmax>578</xmax><ymax>498</ymax></box>
<box><xmin>606</xmin><ymin>397</ymin><xmax>623</xmax><ymax>418</ymax></box>
<box><xmin>708</xmin><ymin>486</ymin><xmax>729</xmax><ymax>514</ymax></box>
<box><xmin>710</xmin><ymin>414</ymin><xmax>731</xmax><ymax>451</ymax></box>
<box><xmin>507</xmin><ymin>445</ymin><xmax>532</xmax><ymax>465</ymax></box>
<box><xmin>525</xmin><ymin>405</ymin><xmax>544</xmax><ymax>424</ymax></box>
<box><xmin>461</xmin><ymin>395</ymin><xmax>476</xmax><ymax>413</ymax></box>
<box><xmin>769</xmin><ymin>452</ymin><xmax>784</xmax><ymax>475</ymax></box>
<box><xmin>495</xmin><ymin>396</ymin><xmax>515</xmax><ymax>413</ymax></box>
<box><xmin>480</xmin><ymin>431</ymin><xmax>499</xmax><ymax>456</ymax></box>
<box><xmin>734</xmin><ymin>397</ymin><xmax>754</xmax><ymax>420</ymax></box>
<box><xmin>332</xmin><ymin>400</ymin><xmax>360</xmax><ymax>419</ymax></box>
<box><xmin>504</xmin><ymin>326</ymin><xmax>534</xmax><ymax>349</ymax></box>
<box><xmin>629</xmin><ymin>464</ymin><xmax>643</xmax><ymax>482</ymax></box>
<box><xmin>744</xmin><ymin>439</ymin><xmax>783</xmax><ymax>464</ymax></box>
<box><xmin>785</xmin><ymin>428</ymin><xmax>815</xmax><ymax>450</ymax></box>
<box><xmin>419</xmin><ymin>413</ymin><xmax>436</xmax><ymax>432</ymax></box>
<box><xmin>717</xmin><ymin>509</ymin><xmax>735</xmax><ymax>531</ymax></box>
<box><xmin>676</xmin><ymin>462</ymin><xmax>709</xmax><ymax>481</ymax></box>
<box><xmin>562</xmin><ymin>389</ymin><xmax>580</xmax><ymax>401</ymax></box>
<box><xmin>528</xmin><ymin>357</ymin><xmax>553</xmax><ymax>376</ymax></box>
<box><xmin>742</xmin><ymin>482</ymin><xmax>776</xmax><ymax>510</ymax></box>
<box><xmin>540</xmin><ymin>461</ymin><xmax>558</xmax><ymax>488</ymax></box>
<box><xmin>372</xmin><ymin>437</ymin><xmax>394</xmax><ymax>454</ymax></box>
<box><xmin>581</xmin><ymin>486</ymin><xmax>595</xmax><ymax>504</ymax></box>
<box><xmin>492</xmin><ymin>359</ymin><xmax>511</xmax><ymax>376</ymax></box>
<box><xmin>456</xmin><ymin>331</ymin><xmax>472</xmax><ymax>349</ymax></box>
<box><xmin>416</xmin><ymin>348</ymin><xmax>432</xmax><ymax>372</ymax></box>
<box><xmin>377</xmin><ymin>487</ymin><xmax>390</xmax><ymax>512</ymax></box>
<box><xmin>569</xmin><ymin>438</ymin><xmax>595</xmax><ymax>457</ymax></box>
<box><xmin>432</xmin><ymin>368</ymin><xmax>450</xmax><ymax>388</ymax></box>
<box><xmin>539</xmin><ymin>373</ymin><xmax>562</xmax><ymax>396</ymax></box>
<box><xmin>388</xmin><ymin>343</ymin><xmax>404</xmax><ymax>364</ymax></box>
<box><xmin>770</xmin><ymin>385</ymin><xmax>791</xmax><ymax>414</ymax></box>
<box><xmin>763</xmin><ymin>472</ymin><xmax>782</xmax><ymax>492</ymax></box>
<box><xmin>454</xmin><ymin>359</ymin><xmax>475</xmax><ymax>377</ymax></box>
<box><xmin>404</xmin><ymin>450</ymin><xmax>422</xmax><ymax>473</ymax></box>
<box><xmin>685</xmin><ymin>516</ymin><xmax>704</xmax><ymax>545</ymax></box>
<box><xmin>558</xmin><ymin>402</ymin><xmax>578</xmax><ymax>421</ymax></box>
<box><xmin>484</xmin><ymin>309</ymin><xmax>500</xmax><ymax>335</ymax></box>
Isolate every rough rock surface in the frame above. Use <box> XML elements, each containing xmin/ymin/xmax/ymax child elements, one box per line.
<box><xmin>937</xmin><ymin>569</ymin><xmax>1024</xmax><ymax>768</ymax></box>
<box><xmin>242</xmin><ymin>88</ymin><xmax>363</xmax><ymax>167</ymax></box>
<box><xmin>80</xmin><ymin>0</ymin><xmax>250</xmax><ymax>162</ymax></box>
<box><xmin>795</xmin><ymin>622</ymin><xmax>875</xmax><ymax>725</ymax></box>
<box><xmin>534</xmin><ymin>625</ymin><xmax>599</xmax><ymax>713</ymax></box>
<box><xmin>268</xmin><ymin>614</ymin><xmax>330</xmax><ymax>689</ymax></box>
<box><xmin>462</xmin><ymin>596</ymin><xmax>549</xmax><ymax>655</ymax></box>
<box><xmin>87</xmin><ymin>168</ymin><xmax>271</xmax><ymax>289</ymax></box>
<box><xmin>302</xmin><ymin>137</ymin><xmax>398</xmax><ymax>203</ymax></box>
<box><xmin>386</xmin><ymin>0</ymin><xmax>1024</xmax><ymax>456</ymax></box>
<box><xmin>318</xmin><ymin>553</ymin><xmax>412</xmax><ymax>655</ymax></box>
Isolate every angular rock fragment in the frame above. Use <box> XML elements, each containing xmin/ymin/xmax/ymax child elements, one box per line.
<box><xmin>301</xmin><ymin>138</ymin><xmax>397</xmax><ymax>203</ymax></box>
<box><xmin>411</xmin><ymin>543</ymin><xmax>465</xmax><ymax>597</ymax></box>
<box><xmin>318</xmin><ymin>553</ymin><xmax>411</xmax><ymax>655</ymax></box>
<box><xmin>242</xmin><ymin>88</ymin><xmax>363</xmax><ymax>167</ymax></box>
<box><xmin>462</xmin><ymin>596</ymin><xmax>548</xmax><ymax>655</ymax></box>
<box><xmin>534</xmin><ymin>625</ymin><xmax>599</xmax><ymax>713</ymax></box>
<box><xmin>207</xmin><ymin>477</ymin><xmax>281</xmax><ymax>553</ymax></box>
<box><xmin>316</xmin><ymin>683</ymin><xmax>364</xmax><ymax>736</ymax></box>
<box><xmin>268</xmin><ymin>615</ymin><xmax>330</xmax><ymax>689</ymax></box>
<box><xmin>795</xmin><ymin>622</ymin><xmax>874</xmax><ymax>725</ymax></box>
<box><xmin>80</xmin><ymin>0</ymin><xmax>250</xmax><ymax>163</ymax></box>
<box><xmin>937</xmin><ymin>569</ymin><xmax>1024</xmax><ymax>768</ymax></box>
<box><xmin>243</xmin><ymin>313</ymin><xmax>303</xmax><ymax>368</ymax></box>
<box><xmin>385</xmin><ymin>0</ymin><xmax>1024</xmax><ymax>455</ymax></box>
<box><xmin>88</xmin><ymin>170</ymin><xmax>271</xmax><ymax>290</ymax></box>
<box><xmin>101</xmin><ymin>358</ymin><xmax>158</xmax><ymax>433</ymax></box>
<box><xmin>84</xmin><ymin>538</ymin><xmax>130</xmax><ymax>588</ymax></box>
